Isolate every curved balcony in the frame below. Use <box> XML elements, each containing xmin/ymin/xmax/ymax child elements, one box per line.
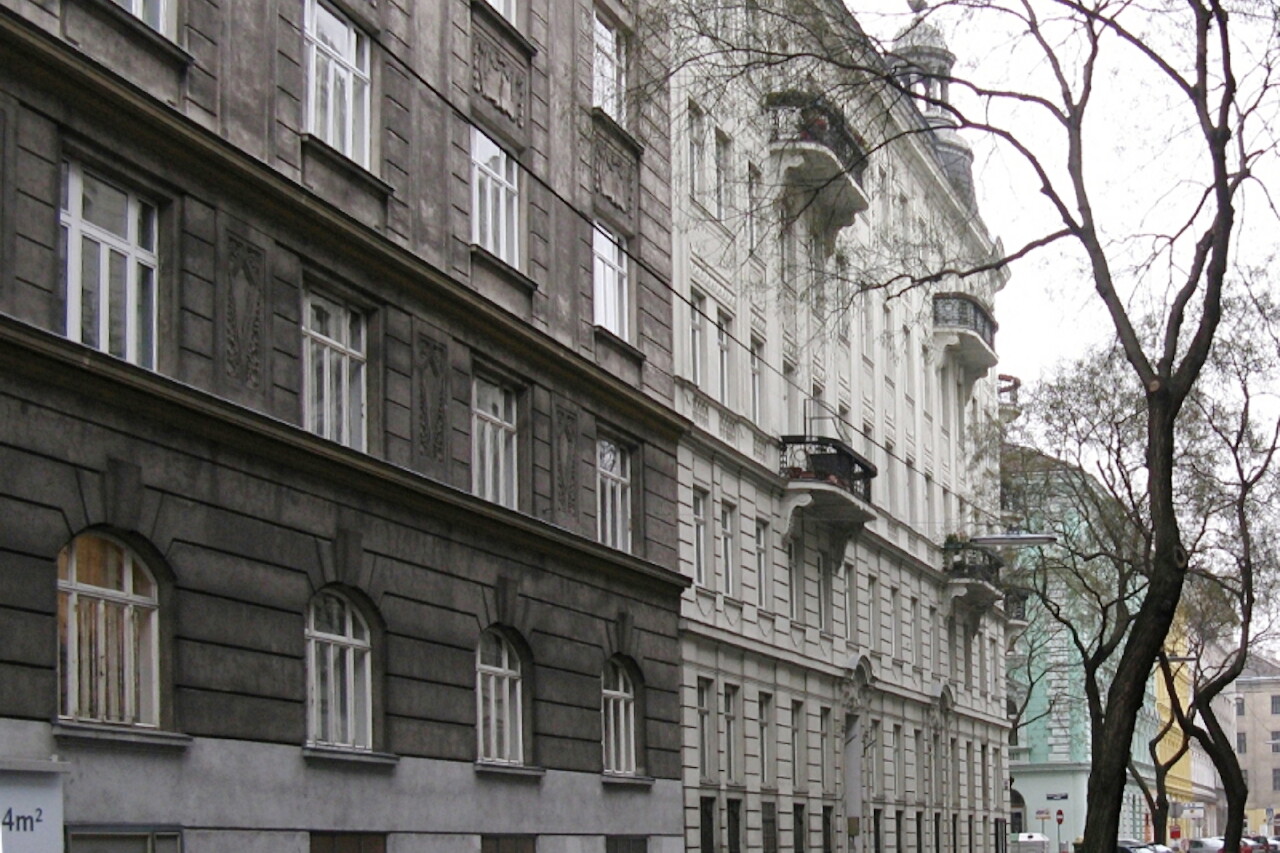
<box><xmin>933</xmin><ymin>293</ymin><xmax>998</xmax><ymax>377</ymax></box>
<box><xmin>779</xmin><ymin>435</ymin><xmax>878</xmax><ymax>531</ymax></box>
<box><xmin>943</xmin><ymin>540</ymin><xmax>1004</xmax><ymax>615</ymax></box>
<box><xmin>765</xmin><ymin>92</ymin><xmax>870</xmax><ymax>229</ymax></box>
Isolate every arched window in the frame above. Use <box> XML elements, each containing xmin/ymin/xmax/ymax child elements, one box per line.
<box><xmin>57</xmin><ymin>533</ymin><xmax>160</xmax><ymax>726</ymax></box>
<box><xmin>602</xmin><ymin>658</ymin><xmax>637</xmax><ymax>774</ymax></box>
<box><xmin>306</xmin><ymin>590</ymin><xmax>372</xmax><ymax>750</ymax></box>
<box><xmin>476</xmin><ymin>629</ymin><xmax>523</xmax><ymax>764</ymax></box>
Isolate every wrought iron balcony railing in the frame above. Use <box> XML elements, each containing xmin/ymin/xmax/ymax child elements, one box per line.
<box><xmin>764</xmin><ymin>92</ymin><xmax>868</xmax><ymax>188</ymax></box>
<box><xmin>933</xmin><ymin>293</ymin><xmax>996</xmax><ymax>350</ymax></box>
<box><xmin>779</xmin><ymin>435</ymin><xmax>876</xmax><ymax>503</ymax></box>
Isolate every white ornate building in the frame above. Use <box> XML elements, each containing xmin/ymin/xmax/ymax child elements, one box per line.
<box><xmin>666</xmin><ymin>4</ymin><xmax>1016</xmax><ymax>853</ymax></box>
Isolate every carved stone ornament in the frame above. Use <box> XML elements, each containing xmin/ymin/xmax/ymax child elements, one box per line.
<box><xmin>553</xmin><ymin>402</ymin><xmax>580</xmax><ymax>518</ymax></box>
<box><xmin>224</xmin><ymin>233</ymin><xmax>265</xmax><ymax>389</ymax></box>
<box><xmin>594</xmin><ymin>135</ymin><xmax>637</xmax><ymax>215</ymax></box>
<box><xmin>416</xmin><ymin>335</ymin><xmax>449</xmax><ymax>464</ymax></box>
<box><xmin>472</xmin><ymin>30</ymin><xmax>527</xmax><ymax>127</ymax></box>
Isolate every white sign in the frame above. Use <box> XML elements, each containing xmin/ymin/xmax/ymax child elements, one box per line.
<box><xmin>1036</xmin><ymin>809</ymin><xmax>1052</xmax><ymax>820</ymax></box>
<box><xmin>0</xmin><ymin>768</ymin><xmax>65</xmax><ymax>853</ymax></box>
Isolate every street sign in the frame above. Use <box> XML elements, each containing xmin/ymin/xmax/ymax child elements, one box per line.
<box><xmin>1047</xmin><ymin>793</ymin><xmax>1069</xmax><ymax>801</ymax></box>
<box><xmin>1171</xmin><ymin>826</ymin><xmax>1182</xmax><ymax>840</ymax></box>
<box><xmin>1036</xmin><ymin>809</ymin><xmax>1052</xmax><ymax>821</ymax></box>
<box><xmin>1056</xmin><ymin>810</ymin><xmax>1064</xmax><ymax>825</ymax></box>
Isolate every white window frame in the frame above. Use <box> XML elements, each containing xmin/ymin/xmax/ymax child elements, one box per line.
<box><xmin>306</xmin><ymin>590</ymin><xmax>373</xmax><ymax>750</ymax></box>
<box><xmin>482</xmin><ymin>0</ymin><xmax>516</xmax><ymax>22</ymax></box>
<box><xmin>788</xmin><ymin>539</ymin><xmax>803</xmax><ymax>622</ymax></box>
<box><xmin>717</xmin><ymin>311</ymin><xmax>732</xmax><ymax>405</ymax></box>
<box><xmin>477</xmin><ymin>629</ymin><xmax>523</xmax><ymax>764</ymax></box>
<box><xmin>791</xmin><ymin>700</ymin><xmax>805</xmax><ymax>788</ymax></box>
<box><xmin>714</xmin><ymin>129</ymin><xmax>732</xmax><ymax>220</ymax></box>
<box><xmin>592</xmin><ymin>10</ymin><xmax>625</xmax><ymax>121</ymax></box>
<box><xmin>471</xmin><ymin>128</ymin><xmax>521</xmax><ymax>267</ymax></box>
<box><xmin>57</xmin><ymin>534</ymin><xmax>159</xmax><ymax>727</ymax></box>
<box><xmin>747</xmin><ymin>162</ymin><xmax>762</xmax><ymax>253</ymax></box>
<box><xmin>593</xmin><ymin>223</ymin><xmax>629</xmax><ymax>339</ymax></box>
<box><xmin>688</xmin><ymin>101</ymin><xmax>706</xmax><ymax>199</ymax></box>
<box><xmin>602</xmin><ymin>659</ymin><xmax>637</xmax><ymax>775</ymax></box>
<box><xmin>304</xmin><ymin>0</ymin><xmax>371</xmax><ymax>167</ymax></box>
<box><xmin>719</xmin><ymin>501</ymin><xmax>736</xmax><ymax>597</ymax></box>
<box><xmin>755</xmin><ymin>519</ymin><xmax>770</xmax><ymax>609</ymax></box>
<box><xmin>116</xmin><ymin>0</ymin><xmax>168</xmax><ymax>34</ymax></box>
<box><xmin>303</xmin><ymin>291</ymin><xmax>367</xmax><ymax>450</ymax></box>
<box><xmin>690</xmin><ymin>291</ymin><xmax>706</xmax><ymax>386</ymax></box>
<box><xmin>724</xmin><ymin>683</ymin><xmax>741</xmax><ymax>782</ymax></box>
<box><xmin>60</xmin><ymin>160</ymin><xmax>159</xmax><ymax>370</ymax></box>
<box><xmin>472</xmin><ymin>376</ymin><xmax>519</xmax><ymax>508</ymax></box>
<box><xmin>597</xmin><ymin>437</ymin><xmax>632</xmax><ymax>551</ymax></box>
<box><xmin>749</xmin><ymin>338</ymin><xmax>763</xmax><ymax>423</ymax></box>
<box><xmin>759</xmin><ymin>691</ymin><xmax>775</xmax><ymax>785</ymax></box>
<box><xmin>693</xmin><ymin>488</ymin><xmax>709</xmax><ymax>586</ymax></box>
<box><xmin>697</xmin><ymin>677</ymin><xmax>716</xmax><ymax>779</ymax></box>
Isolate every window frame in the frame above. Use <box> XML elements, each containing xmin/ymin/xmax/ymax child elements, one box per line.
<box><xmin>471</xmin><ymin>128</ymin><xmax>522</xmax><ymax>268</ymax></box>
<box><xmin>302</xmin><ymin>290</ymin><xmax>368</xmax><ymax>451</ymax></box>
<box><xmin>688</xmin><ymin>101</ymin><xmax>706</xmax><ymax>200</ymax></box>
<box><xmin>719</xmin><ymin>501</ymin><xmax>737</xmax><ymax>597</ymax></box>
<box><xmin>472</xmin><ymin>374</ymin><xmax>520</xmax><ymax>509</ymax></box>
<box><xmin>481</xmin><ymin>0</ymin><xmax>517</xmax><ymax>24</ymax></box>
<box><xmin>597</xmin><ymin>436</ymin><xmax>633</xmax><ymax>552</ymax></box>
<box><xmin>690</xmin><ymin>291</ymin><xmax>706</xmax><ymax>386</ymax></box>
<box><xmin>60</xmin><ymin>159</ymin><xmax>160</xmax><ymax>370</ymax></box>
<box><xmin>476</xmin><ymin>628</ymin><xmax>525</xmax><ymax>765</ymax></box>
<box><xmin>693</xmin><ymin>488</ymin><xmax>709</xmax><ymax>586</ymax></box>
<box><xmin>304</xmin><ymin>0</ymin><xmax>372</xmax><ymax>167</ymax></box>
<box><xmin>713</xmin><ymin>129</ymin><xmax>732</xmax><ymax>220</ymax></box>
<box><xmin>593</xmin><ymin>222</ymin><xmax>630</xmax><ymax>339</ymax></box>
<box><xmin>306</xmin><ymin>589</ymin><xmax>374</xmax><ymax>750</ymax></box>
<box><xmin>602</xmin><ymin>658</ymin><xmax>638</xmax><ymax>775</ymax></box>
<box><xmin>724</xmin><ymin>682</ymin><xmax>742</xmax><ymax>782</ymax></box>
<box><xmin>716</xmin><ymin>311</ymin><xmax>733</xmax><ymax>405</ymax></box>
<box><xmin>57</xmin><ymin>533</ymin><xmax>161</xmax><ymax>728</ymax></box>
<box><xmin>697</xmin><ymin>676</ymin><xmax>716</xmax><ymax>780</ymax></box>
<box><xmin>755</xmin><ymin>519</ymin><xmax>770</xmax><ymax>609</ymax></box>
<box><xmin>592</xmin><ymin>9</ymin><xmax>626</xmax><ymax>122</ymax></box>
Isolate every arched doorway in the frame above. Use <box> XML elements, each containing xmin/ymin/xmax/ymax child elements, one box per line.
<box><xmin>1010</xmin><ymin>789</ymin><xmax>1027</xmax><ymax>835</ymax></box>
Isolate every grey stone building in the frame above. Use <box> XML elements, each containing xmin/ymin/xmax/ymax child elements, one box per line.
<box><xmin>0</xmin><ymin>1</ymin><xmax>688</xmax><ymax>851</ymax></box>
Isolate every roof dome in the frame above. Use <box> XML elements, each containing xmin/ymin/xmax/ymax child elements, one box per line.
<box><xmin>893</xmin><ymin>16</ymin><xmax>955</xmax><ymax>66</ymax></box>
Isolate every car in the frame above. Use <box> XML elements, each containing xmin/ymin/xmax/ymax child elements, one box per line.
<box><xmin>1118</xmin><ymin>841</ymin><xmax>1154</xmax><ymax>853</ymax></box>
<box><xmin>1187</xmin><ymin>839</ymin><xmax>1225</xmax><ymax>853</ymax></box>
<box><xmin>1150</xmin><ymin>844</ymin><xmax>1175</xmax><ymax>853</ymax></box>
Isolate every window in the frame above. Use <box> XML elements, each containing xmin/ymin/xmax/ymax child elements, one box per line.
<box><xmin>57</xmin><ymin>534</ymin><xmax>159</xmax><ymax>726</ymax></box>
<box><xmin>60</xmin><ymin>160</ymin><xmax>158</xmax><ymax>369</ymax></box>
<box><xmin>755</xmin><ymin>520</ymin><xmax>771</xmax><ymax>608</ymax></box>
<box><xmin>691</xmin><ymin>291</ymin><xmax>706</xmax><ymax>386</ymax></box>
<box><xmin>602</xmin><ymin>659</ymin><xmax>637</xmax><ymax>774</ymax></box>
<box><xmin>728</xmin><ymin>798</ymin><xmax>743</xmax><ymax>853</ymax></box>
<box><xmin>688</xmin><ymin>102</ymin><xmax>706</xmax><ymax>198</ymax></box>
<box><xmin>911</xmin><ymin>598</ymin><xmax>922</xmax><ymax>664</ymax></box>
<box><xmin>791</xmin><ymin>700</ymin><xmax>805</xmax><ymax>788</ymax></box>
<box><xmin>794</xmin><ymin>804</ymin><xmax>807</xmax><ymax>853</ymax></box>
<box><xmin>480</xmin><ymin>0</ymin><xmax>516</xmax><ymax>22</ymax></box>
<box><xmin>69</xmin><ymin>832</ymin><xmax>182</xmax><ymax>853</ymax></box>
<box><xmin>817</xmin><ymin>553</ymin><xmax>832</xmax><ymax>633</ymax></box>
<box><xmin>607</xmin><ymin>839</ymin><xmax>648</xmax><ymax>853</ymax></box>
<box><xmin>307</xmin><ymin>590</ymin><xmax>372</xmax><ymax>749</ymax></box>
<box><xmin>869</xmin><ymin>577</ymin><xmax>880</xmax><ymax>651</ymax></box>
<box><xmin>1237</xmin><ymin>732</ymin><xmax>1246</xmax><ymax>753</ymax></box>
<box><xmin>788</xmin><ymin>539</ymin><xmax>803</xmax><ymax>622</ymax></box>
<box><xmin>725</xmin><ymin>683</ymin><xmax>742</xmax><ymax>781</ymax></box>
<box><xmin>472</xmin><ymin>376</ymin><xmax>519</xmax><ymax>508</ymax></box>
<box><xmin>698</xmin><ymin>677</ymin><xmax>716</xmax><ymax>779</ymax></box>
<box><xmin>471</xmin><ymin>129</ymin><xmax>520</xmax><ymax>266</ymax></box>
<box><xmin>819</xmin><ymin>707</ymin><xmax>832</xmax><ymax>791</ymax></box>
<box><xmin>593</xmin><ymin>223</ymin><xmax>629</xmax><ymax>338</ymax></box>
<box><xmin>890</xmin><ymin>587</ymin><xmax>902</xmax><ymax>658</ymax></box>
<box><xmin>1237</xmin><ymin>697</ymin><xmax>1246</xmax><ymax>715</ymax></box>
<box><xmin>714</xmin><ymin>130</ymin><xmax>732</xmax><ymax>219</ymax></box>
<box><xmin>303</xmin><ymin>292</ymin><xmax>367</xmax><ymax>450</ymax></box>
<box><xmin>483</xmin><ymin>838</ymin><xmax>535</xmax><ymax>853</ymax></box>
<box><xmin>763</xmin><ymin>802</ymin><xmax>779</xmax><ymax>853</ymax></box>
<box><xmin>717</xmin><ymin>311</ymin><xmax>733</xmax><ymax>404</ymax></box>
<box><xmin>759</xmin><ymin>691</ymin><xmax>775</xmax><ymax>785</ymax></box>
<box><xmin>822</xmin><ymin>807</ymin><xmax>835</xmax><ymax>853</ymax></box>
<box><xmin>844</xmin><ymin>564</ymin><xmax>856</xmax><ymax>640</ymax></box>
<box><xmin>750</xmin><ymin>337</ymin><xmax>764</xmax><ymax>423</ymax></box>
<box><xmin>477</xmin><ymin>629</ymin><xmax>523</xmax><ymax>764</ymax></box>
<box><xmin>304</xmin><ymin>0</ymin><xmax>370</xmax><ymax>166</ymax></box>
<box><xmin>311</xmin><ymin>834</ymin><xmax>386</xmax><ymax>853</ymax></box>
<box><xmin>693</xmin><ymin>488</ymin><xmax>709</xmax><ymax>586</ymax></box>
<box><xmin>1272</xmin><ymin>694</ymin><xmax>1280</xmax><ymax>714</ymax></box>
<box><xmin>597</xmin><ymin>437</ymin><xmax>632</xmax><ymax>551</ymax></box>
<box><xmin>592</xmin><ymin>10</ymin><xmax>625</xmax><ymax>121</ymax></box>
<box><xmin>1273</xmin><ymin>767</ymin><xmax>1280</xmax><ymax>791</ymax></box>
<box><xmin>1272</xmin><ymin>730</ymin><xmax>1280</xmax><ymax>753</ymax></box>
<box><xmin>110</xmin><ymin>0</ymin><xmax>167</xmax><ymax>32</ymax></box>
<box><xmin>720</xmin><ymin>502</ymin><xmax>737</xmax><ymax>596</ymax></box>
<box><xmin>701</xmin><ymin>796</ymin><xmax>718</xmax><ymax>853</ymax></box>
<box><xmin>747</xmin><ymin>163</ymin><xmax>762</xmax><ymax>252</ymax></box>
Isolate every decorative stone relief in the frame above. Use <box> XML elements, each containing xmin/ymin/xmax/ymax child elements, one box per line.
<box><xmin>223</xmin><ymin>233</ymin><xmax>265</xmax><ymax>390</ymax></box>
<box><xmin>472</xmin><ymin>31</ymin><xmax>527</xmax><ymax>127</ymax></box>
<box><xmin>553</xmin><ymin>401</ymin><xmax>580</xmax><ymax>519</ymax></box>
<box><xmin>594</xmin><ymin>134</ymin><xmax>637</xmax><ymax>216</ymax></box>
<box><xmin>719</xmin><ymin>412</ymin><xmax>739</xmax><ymax>444</ymax></box>
<box><xmin>415</xmin><ymin>335</ymin><xmax>448</xmax><ymax>466</ymax></box>
<box><xmin>693</xmin><ymin>397</ymin><xmax>709</xmax><ymax>427</ymax></box>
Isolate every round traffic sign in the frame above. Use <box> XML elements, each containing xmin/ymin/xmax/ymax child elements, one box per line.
<box><xmin>1056</xmin><ymin>810</ymin><xmax>1064</xmax><ymax>825</ymax></box>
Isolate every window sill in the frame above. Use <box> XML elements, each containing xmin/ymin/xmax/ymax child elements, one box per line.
<box><xmin>470</xmin><ymin>0</ymin><xmax>537</xmax><ymax>57</ymax></box>
<box><xmin>602</xmin><ymin>773</ymin><xmax>655</xmax><ymax>789</ymax></box>
<box><xmin>593</xmin><ymin>325</ymin><xmax>646</xmax><ymax>364</ymax></box>
<box><xmin>475</xmin><ymin>762</ymin><xmax>545</xmax><ymax>780</ymax></box>
<box><xmin>471</xmin><ymin>244</ymin><xmax>538</xmax><ymax>292</ymax></box>
<box><xmin>303</xmin><ymin>745</ymin><xmax>399</xmax><ymax>767</ymax></box>
<box><xmin>71</xmin><ymin>0</ymin><xmax>194</xmax><ymax>69</ymax></box>
<box><xmin>301</xmin><ymin>134</ymin><xmax>393</xmax><ymax>199</ymax></box>
<box><xmin>591</xmin><ymin>107</ymin><xmax>644</xmax><ymax>157</ymax></box>
<box><xmin>53</xmin><ymin>720</ymin><xmax>192</xmax><ymax>751</ymax></box>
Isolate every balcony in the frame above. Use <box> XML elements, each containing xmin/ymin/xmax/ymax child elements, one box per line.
<box><xmin>932</xmin><ymin>293</ymin><xmax>997</xmax><ymax>378</ymax></box>
<box><xmin>765</xmin><ymin>92</ymin><xmax>870</xmax><ymax>229</ymax></box>
<box><xmin>943</xmin><ymin>539</ymin><xmax>1004</xmax><ymax>615</ymax></box>
<box><xmin>779</xmin><ymin>435</ymin><xmax>877</xmax><ymax>530</ymax></box>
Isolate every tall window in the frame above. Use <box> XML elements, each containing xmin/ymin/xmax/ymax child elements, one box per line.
<box><xmin>1272</xmin><ymin>731</ymin><xmax>1280</xmax><ymax>753</ymax></box>
<box><xmin>115</xmin><ymin>0</ymin><xmax>167</xmax><ymax>32</ymax></box>
<box><xmin>763</xmin><ymin>802</ymin><xmax>779</xmax><ymax>853</ymax></box>
<box><xmin>307</xmin><ymin>590</ymin><xmax>372</xmax><ymax>749</ymax></box>
<box><xmin>720</xmin><ymin>502</ymin><xmax>737</xmax><ymax>596</ymax></box>
<box><xmin>890</xmin><ymin>587</ymin><xmax>902</xmax><ymax>658</ymax></box>
<box><xmin>698</xmin><ymin>677</ymin><xmax>716</xmax><ymax>779</ymax></box>
<box><xmin>755</xmin><ymin>520</ymin><xmax>770</xmax><ymax>608</ymax></box>
<box><xmin>303</xmin><ymin>292</ymin><xmax>367</xmax><ymax>450</ymax></box>
<box><xmin>593</xmin><ymin>223</ymin><xmax>629</xmax><ymax>338</ymax></box>
<box><xmin>602</xmin><ymin>659</ymin><xmax>637</xmax><ymax>774</ymax></box>
<box><xmin>817</xmin><ymin>553</ymin><xmax>832</xmax><ymax>633</ymax></box>
<box><xmin>481</xmin><ymin>0</ymin><xmax>515</xmax><ymax>22</ymax></box>
<box><xmin>472</xmin><ymin>377</ymin><xmax>518</xmax><ymax>508</ymax></box>
<box><xmin>305</xmin><ymin>0</ymin><xmax>370</xmax><ymax>166</ymax></box>
<box><xmin>471</xmin><ymin>129</ymin><xmax>520</xmax><ymax>266</ymax></box>
<box><xmin>690</xmin><ymin>291</ymin><xmax>706</xmax><ymax>386</ymax></box>
<box><xmin>60</xmin><ymin>160</ymin><xmax>158</xmax><ymax>369</ymax></box>
<box><xmin>724</xmin><ymin>683</ymin><xmax>742</xmax><ymax>781</ymax></box>
<box><xmin>714</xmin><ymin>130</ymin><xmax>732</xmax><ymax>219</ymax></box>
<box><xmin>688</xmin><ymin>102</ymin><xmax>706</xmax><ymax>198</ymax></box>
<box><xmin>759</xmin><ymin>691</ymin><xmax>775</xmax><ymax>785</ymax></box>
<box><xmin>794</xmin><ymin>804</ymin><xmax>807</xmax><ymax>853</ymax></box>
<box><xmin>750</xmin><ymin>337</ymin><xmax>764</xmax><ymax>423</ymax></box>
<box><xmin>57</xmin><ymin>534</ymin><xmax>159</xmax><ymax>726</ymax></box>
<box><xmin>477</xmin><ymin>629</ymin><xmax>523</xmax><ymax>764</ymax></box>
<box><xmin>597</xmin><ymin>437</ymin><xmax>632</xmax><ymax>551</ymax></box>
<box><xmin>788</xmin><ymin>539</ymin><xmax>803</xmax><ymax>622</ymax></box>
<box><xmin>592</xmin><ymin>11</ymin><xmax>625</xmax><ymax>121</ymax></box>
<box><xmin>693</xmin><ymin>488</ymin><xmax>709</xmax><ymax>586</ymax></box>
<box><xmin>869</xmin><ymin>577</ymin><xmax>881</xmax><ymax>652</ymax></box>
<box><xmin>819</xmin><ymin>707</ymin><xmax>832</xmax><ymax>791</ymax></box>
<box><xmin>747</xmin><ymin>163</ymin><xmax>762</xmax><ymax>253</ymax></box>
<box><xmin>1272</xmin><ymin>694</ymin><xmax>1280</xmax><ymax>714</ymax></box>
<box><xmin>791</xmin><ymin>700</ymin><xmax>806</xmax><ymax>788</ymax></box>
<box><xmin>717</xmin><ymin>311</ymin><xmax>733</xmax><ymax>404</ymax></box>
